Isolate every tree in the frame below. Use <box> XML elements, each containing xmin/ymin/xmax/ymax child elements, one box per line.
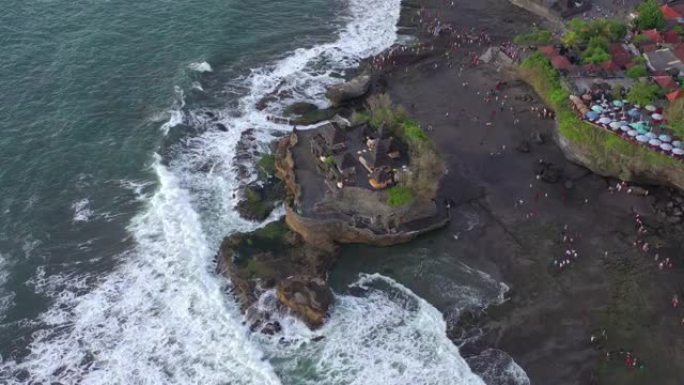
<box><xmin>635</xmin><ymin>0</ymin><xmax>665</xmax><ymax>31</ymax></box>
<box><xmin>627</xmin><ymin>82</ymin><xmax>662</xmax><ymax>105</ymax></box>
<box><xmin>582</xmin><ymin>36</ymin><xmax>611</xmax><ymax>64</ymax></box>
<box><xmin>626</xmin><ymin>64</ymin><xmax>648</xmax><ymax>79</ymax></box>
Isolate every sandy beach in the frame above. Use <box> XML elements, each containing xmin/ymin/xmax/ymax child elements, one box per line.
<box><xmin>332</xmin><ymin>1</ymin><xmax>684</xmax><ymax>384</ymax></box>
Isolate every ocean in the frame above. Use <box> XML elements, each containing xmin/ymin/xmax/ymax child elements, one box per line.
<box><xmin>0</xmin><ymin>0</ymin><xmax>523</xmax><ymax>383</ymax></box>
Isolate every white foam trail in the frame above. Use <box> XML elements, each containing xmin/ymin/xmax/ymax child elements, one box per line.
<box><xmin>188</xmin><ymin>61</ymin><xmax>213</xmax><ymax>73</ymax></box>
<box><xmin>71</xmin><ymin>198</ymin><xmax>94</xmax><ymax>223</ymax></box>
<box><xmin>0</xmin><ymin>159</ymin><xmax>281</xmax><ymax>385</ymax></box>
<box><xmin>0</xmin><ymin>1</ymin><xmax>504</xmax><ymax>384</ymax></box>
<box><xmin>0</xmin><ymin>253</ymin><xmax>14</xmax><ymax>322</ymax></box>
<box><xmin>258</xmin><ymin>274</ymin><xmax>486</xmax><ymax>385</ymax></box>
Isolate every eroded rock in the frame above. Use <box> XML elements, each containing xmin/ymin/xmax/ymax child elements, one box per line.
<box><xmin>276</xmin><ymin>277</ymin><xmax>334</xmax><ymax>329</ymax></box>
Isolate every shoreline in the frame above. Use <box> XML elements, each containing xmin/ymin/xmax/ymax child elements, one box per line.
<box><xmin>218</xmin><ymin>0</ymin><xmax>684</xmax><ymax>384</ymax></box>
<box><xmin>330</xmin><ymin>0</ymin><xmax>684</xmax><ymax>384</ymax></box>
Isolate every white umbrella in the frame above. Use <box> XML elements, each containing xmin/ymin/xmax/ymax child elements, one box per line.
<box><xmin>646</xmin><ymin>132</ymin><xmax>657</xmax><ymax>139</ymax></box>
<box><xmin>652</xmin><ymin>113</ymin><xmax>664</xmax><ymax>120</ymax></box>
<box><xmin>620</xmin><ymin>125</ymin><xmax>631</xmax><ymax>132</ymax></box>
<box><xmin>636</xmin><ymin>135</ymin><xmax>649</xmax><ymax>143</ymax></box>
<box><xmin>609</xmin><ymin>121</ymin><xmax>621</xmax><ymax>129</ymax></box>
<box><xmin>659</xmin><ymin>134</ymin><xmax>672</xmax><ymax>142</ymax></box>
<box><xmin>674</xmin><ymin>148</ymin><xmax>684</xmax><ymax>155</ymax></box>
<box><xmin>645</xmin><ymin>105</ymin><xmax>656</xmax><ymax>112</ymax></box>
<box><xmin>598</xmin><ymin>117</ymin><xmax>612</xmax><ymax>125</ymax></box>
<box><xmin>661</xmin><ymin>143</ymin><xmax>673</xmax><ymax>151</ymax></box>
<box><xmin>649</xmin><ymin>138</ymin><xmax>662</xmax><ymax>146</ymax></box>
<box><xmin>673</xmin><ymin>140</ymin><xmax>682</xmax><ymax>148</ymax></box>
<box><xmin>628</xmin><ymin>130</ymin><xmax>638</xmax><ymax>137</ymax></box>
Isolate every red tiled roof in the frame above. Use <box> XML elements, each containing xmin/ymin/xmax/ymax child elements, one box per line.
<box><xmin>643</xmin><ymin>29</ymin><xmax>663</xmax><ymax>43</ymax></box>
<box><xmin>610</xmin><ymin>43</ymin><xmax>632</xmax><ymax>68</ymax></box>
<box><xmin>640</xmin><ymin>43</ymin><xmax>658</xmax><ymax>53</ymax></box>
<box><xmin>654</xmin><ymin>75</ymin><xmax>678</xmax><ymax>90</ymax></box>
<box><xmin>550</xmin><ymin>54</ymin><xmax>573</xmax><ymax>71</ymax></box>
<box><xmin>601</xmin><ymin>60</ymin><xmax>620</xmax><ymax>72</ymax></box>
<box><xmin>582</xmin><ymin>63</ymin><xmax>601</xmax><ymax>74</ymax></box>
<box><xmin>538</xmin><ymin>45</ymin><xmax>556</xmax><ymax>57</ymax></box>
<box><xmin>668</xmin><ymin>89</ymin><xmax>684</xmax><ymax>101</ymax></box>
<box><xmin>673</xmin><ymin>43</ymin><xmax>684</xmax><ymax>61</ymax></box>
<box><xmin>661</xmin><ymin>5</ymin><xmax>683</xmax><ymax>20</ymax></box>
<box><xmin>663</xmin><ymin>31</ymin><xmax>681</xmax><ymax>44</ymax></box>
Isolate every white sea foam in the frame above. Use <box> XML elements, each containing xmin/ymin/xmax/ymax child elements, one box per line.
<box><xmin>0</xmin><ymin>253</ymin><xmax>15</xmax><ymax>322</ymax></box>
<box><xmin>188</xmin><ymin>61</ymin><xmax>213</xmax><ymax>73</ymax></box>
<box><xmin>0</xmin><ymin>0</ymin><xmax>516</xmax><ymax>384</ymax></box>
<box><xmin>71</xmin><ymin>198</ymin><xmax>94</xmax><ymax>223</ymax></box>
<box><xmin>258</xmin><ymin>274</ymin><xmax>486</xmax><ymax>385</ymax></box>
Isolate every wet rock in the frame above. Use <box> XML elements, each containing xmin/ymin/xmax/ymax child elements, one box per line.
<box><xmin>261</xmin><ymin>321</ymin><xmax>282</xmax><ymax>335</ymax></box>
<box><xmin>534</xmin><ymin>161</ymin><xmax>562</xmax><ymax>183</ymax></box>
<box><xmin>668</xmin><ymin>215</ymin><xmax>682</xmax><ymax>224</ymax></box>
<box><xmin>236</xmin><ymin>182</ymin><xmax>283</xmax><ymax>222</ymax></box>
<box><xmin>564</xmin><ymin>180</ymin><xmax>574</xmax><ymax>190</ymax></box>
<box><xmin>326</xmin><ymin>73</ymin><xmax>371</xmax><ymax>106</ymax></box>
<box><xmin>285</xmin><ymin>102</ymin><xmax>319</xmax><ymax>116</ymax></box>
<box><xmin>530</xmin><ymin>131</ymin><xmax>545</xmax><ymax>145</ymax></box>
<box><xmin>215</xmin><ymin>123</ymin><xmax>228</xmax><ymax>132</ymax></box>
<box><xmin>277</xmin><ymin>277</ymin><xmax>334</xmax><ymax>329</ymax></box>
<box><xmin>515</xmin><ymin>140</ymin><xmax>530</xmax><ymax>153</ymax></box>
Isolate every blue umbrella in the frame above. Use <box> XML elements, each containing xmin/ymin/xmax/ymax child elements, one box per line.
<box><xmin>628</xmin><ymin>108</ymin><xmax>640</xmax><ymax>118</ymax></box>
<box><xmin>591</xmin><ymin>105</ymin><xmax>604</xmax><ymax>113</ymax></box>
<box><xmin>585</xmin><ymin>111</ymin><xmax>599</xmax><ymax>121</ymax></box>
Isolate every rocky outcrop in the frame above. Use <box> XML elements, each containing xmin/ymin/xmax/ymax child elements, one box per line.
<box><xmin>554</xmin><ymin>130</ymin><xmax>684</xmax><ymax>192</ymax></box>
<box><xmin>276</xmin><ymin>277</ymin><xmax>334</xmax><ymax>329</ymax></box>
<box><xmin>216</xmin><ymin>220</ymin><xmax>336</xmax><ymax>330</ymax></box>
<box><xmin>326</xmin><ymin>73</ymin><xmax>371</xmax><ymax>106</ymax></box>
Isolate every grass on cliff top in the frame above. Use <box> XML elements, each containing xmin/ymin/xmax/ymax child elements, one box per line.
<box><xmin>519</xmin><ymin>52</ymin><xmax>679</xmax><ymax>169</ymax></box>
<box><xmin>257</xmin><ymin>154</ymin><xmax>276</xmax><ymax>180</ymax></box>
<box><xmin>387</xmin><ymin>185</ymin><xmax>414</xmax><ymax>207</ymax></box>
<box><xmin>363</xmin><ymin>94</ymin><xmax>443</xmax><ymax>199</ymax></box>
<box><xmin>514</xmin><ymin>27</ymin><xmax>552</xmax><ymax>46</ymax></box>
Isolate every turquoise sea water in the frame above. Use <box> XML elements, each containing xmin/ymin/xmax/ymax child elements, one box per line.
<box><xmin>0</xmin><ymin>0</ymin><xmax>522</xmax><ymax>384</ymax></box>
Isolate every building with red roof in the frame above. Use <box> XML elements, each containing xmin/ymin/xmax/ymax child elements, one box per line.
<box><xmin>538</xmin><ymin>45</ymin><xmax>556</xmax><ymax>58</ymax></box>
<box><xmin>550</xmin><ymin>54</ymin><xmax>573</xmax><ymax>72</ymax></box>
<box><xmin>663</xmin><ymin>31</ymin><xmax>681</xmax><ymax>44</ymax></box>
<box><xmin>661</xmin><ymin>5</ymin><xmax>683</xmax><ymax>20</ymax></box>
<box><xmin>654</xmin><ymin>75</ymin><xmax>678</xmax><ymax>90</ymax></box>
<box><xmin>600</xmin><ymin>60</ymin><xmax>620</xmax><ymax>72</ymax></box>
<box><xmin>667</xmin><ymin>89</ymin><xmax>684</xmax><ymax>102</ymax></box>
<box><xmin>642</xmin><ymin>29</ymin><xmax>663</xmax><ymax>44</ymax></box>
<box><xmin>609</xmin><ymin>43</ymin><xmax>633</xmax><ymax>69</ymax></box>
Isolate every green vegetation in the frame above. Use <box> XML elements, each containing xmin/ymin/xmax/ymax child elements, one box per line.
<box><xmin>667</xmin><ymin>98</ymin><xmax>684</xmax><ymax>138</ymax></box>
<box><xmin>514</xmin><ymin>27</ymin><xmax>552</xmax><ymax>45</ymax></box>
<box><xmin>562</xmin><ymin>19</ymin><xmax>627</xmax><ymax>48</ymax></box>
<box><xmin>627</xmin><ymin>81</ymin><xmax>662</xmax><ymax>105</ymax></box>
<box><xmin>674</xmin><ymin>25</ymin><xmax>684</xmax><ymax>36</ymax></box>
<box><xmin>626</xmin><ymin>64</ymin><xmax>648</xmax><ymax>79</ymax></box>
<box><xmin>257</xmin><ymin>154</ymin><xmax>276</xmax><ymax>180</ymax></box>
<box><xmin>400</xmin><ymin>120</ymin><xmax>429</xmax><ymax>142</ymax></box>
<box><xmin>519</xmin><ymin>53</ymin><xmax>679</xmax><ymax>170</ymax></box>
<box><xmin>386</xmin><ymin>185</ymin><xmax>413</xmax><ymax>207</ymax></box>
<box><xmin>582</xmin><ymin>36</ymin><xmax>611</xmax><ymax>64</ymax></box>
<box><xmin>634</xmin><ymin>0</ymin><xmax>665</xmax><ymax>31</ymax></box>
<box><xmin>365</xmin><ymin>93</ymin><xmax>443</xmax><ymax>199</ymax></box>
<box><xmin>632</xmin><ymin>34</ymin><xmax>651</xmax><ymax>44</ymax></box>
<box><xmin>323</xmin><ymin>155</ymin><xmax>335</xmax><ymax>167</ymax></box>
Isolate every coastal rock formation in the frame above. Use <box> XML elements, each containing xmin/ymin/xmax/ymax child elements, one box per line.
<box><xmin>554</xmin><ymin>131</ymin><xmax>684</xmax><ymax>191</ymax></box>
<box><xmin>276</xmin><ymin>277</ymin><xmax>333</xmax><ymax>329</ymax></box>
<box><xmin>325</xmin><ymin>73</ymin><xmax>371</xmax><ymax>106</ymax></box>
<box><xmin>216</xmin><ymin>220</ymin><xmax>336</xmax><ymax>330</ymax></box>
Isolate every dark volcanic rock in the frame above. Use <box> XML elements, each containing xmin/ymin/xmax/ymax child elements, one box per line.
<box><xmin>515</xmin><ymin>140</ymin><xmax>530</xmax><ymax>153</ymax></box>
<box><xmin>326</xmin><ymin>73</ymin><xmax>371</xmax><ymax>106</ymax></box>
<box><xmin>216</xmin><ymin>220</ymin><xmax>337</xmax><ymax>331</ymax></box>
<box><xmin>534</xmin><ymin>161</ymin><xmax>562</xmax><ymax>183</ymax></box>
<box><xmin>285</xmin><ymin>102</ymin><xmax>319</xmax><ymax>116</ymax></box>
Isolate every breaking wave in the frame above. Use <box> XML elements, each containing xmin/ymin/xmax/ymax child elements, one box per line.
<box><xmin>0</xmin><ymin>1</ymin><xmax>523</xmax><ymax>384</ymax></box>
